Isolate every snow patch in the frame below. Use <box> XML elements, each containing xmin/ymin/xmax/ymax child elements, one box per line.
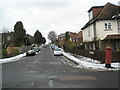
<box><xmin>0</xmin><ymin>53</ymin><xmax>26</xmax><ymax>64</ymax></box>
<box><xmin>62</xmin><ymin>51</ymin><xmax>120</xmax><ymax>71</ymax></box>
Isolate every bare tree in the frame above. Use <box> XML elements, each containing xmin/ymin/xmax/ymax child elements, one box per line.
<box><xmin>48</xmin><ymin>31</ymin><xmax>57</xmax><ymax>43</ymax></box>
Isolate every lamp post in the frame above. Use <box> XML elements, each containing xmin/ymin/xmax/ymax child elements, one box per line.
<box><xmin>99</xmin><ymin>38</ymin><xmax>101</xmax><ymax>51</ymax></box>
<box><xmin>98</xmin><ymin>34</ymin><xmax>101</xmax><ymax>51</ymax></box>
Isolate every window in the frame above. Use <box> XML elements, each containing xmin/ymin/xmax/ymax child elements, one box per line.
<box><xmin>108</xmin><ymin>23</ymin><xmax>112</xmax><ymax>29</ymax></box>
<box><xmin>93</xmin><ymin>43</ymin><xmax>96</xmax><ymax>50</ymax></box>
<box><xmin>7</xmin><ymin>36</ymin><xmax>11</xmax><ymax>40</ymax></box>
<box><xmin>89</xmin><ymin>11</ymin><xmax>93</xmax><ymax>20</ymax></box>
<box><xmin>105</xmin><ymin>23</ymin><xmax>107</xmax><ymax>29</ymax></box>
<box><xmin>118</xmin><ymin>40</ymin><xmax>120</xmax><ymax>45</ymax></box>
<box><xmin>73</xmin><ymin>39</ymin><xmax>75</xmax><ymax>42</ymax></box>
<box><xmin>90</xmin><ymin>44</ymin><xmax>92</xmax><ymax>50</ymax></box>
<box><xmin>85</xmin><ymin>44</ymin><xmax>87</xmax><ymax>50</ymax></box>
<box><xmin>76</xmin><ymin>39</ymin><xmax>77</xmax><ymax>42</ymax></box>
<box><xmin>104</xmin><ymin>23</ymin><xmax>112</xmax><ymax>30</ymax></box>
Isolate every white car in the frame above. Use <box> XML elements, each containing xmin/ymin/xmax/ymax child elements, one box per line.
<box><xmin>54</xmin><ymin>48</ymin><xmax>63</xmax><ymax>56</ymax></box>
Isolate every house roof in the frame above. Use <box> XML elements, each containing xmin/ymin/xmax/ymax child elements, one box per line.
<box><xmin>77</xmin><ymin>31</ymin><xmax>83</xmax><ymax>39</ymax></box>
<box><xmin>96</xmin><ymin>3</ymin><xmax>118</xmax><ymax>20</ymax></box>
<box><xmin>81</xmin><ymin>2</ymin><xmax>119</xmax><ymax>30</ymax></box>
<box><xmin>88</xmin><ymin>6</ymin><xmax>104</xmax><ymax>12</ymax></box>
<box><xmin>114</xmin><ymin>6</ymin><xmax>120</xmax><ymax>19</ymax></box>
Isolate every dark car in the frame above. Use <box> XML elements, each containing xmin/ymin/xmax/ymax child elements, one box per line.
<box><xmin>33</xmin><ymin>47</ymin><xmax>41</xmax><ymax>52</ymax></box>
<box><xmin>51</xmin><ymin>45</ymin><xmax>55</xmax><ymax>50</ymax></box>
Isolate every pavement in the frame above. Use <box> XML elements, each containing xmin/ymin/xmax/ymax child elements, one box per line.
<box><xmin>2</xmin><ymin>45</ymin><xmax>119</xmax><ymax>88</ymax></box>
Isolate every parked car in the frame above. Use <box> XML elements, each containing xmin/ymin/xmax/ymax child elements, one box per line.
<box><xmin>26</xmin><ymin>50</ymin><xmax>36</xmax><ymax>56</ymax></box>
<box><xmin>33</xmin><ymin>47</ymin><xmax>41</xmax><ymax>52</ymax></box>
<box><xmin>51</xmin><ymin>45</ymin><xmax>55</xmax><ymax>50</ymax></box>
<box><xmin>54</xmin><ymin>48</ymin><xmax>63</xmax><ymax>56</ymax></box>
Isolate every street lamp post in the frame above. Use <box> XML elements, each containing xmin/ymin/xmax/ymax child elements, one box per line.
<box><xmin>99</xmin><ymin>39</ymin><xmax>101</xmax><ymax>51</ymax></box>
<box><xmin>98</xmin><ymin>34</ymin><xmax>101</xmax><ymax>51</ymax></box>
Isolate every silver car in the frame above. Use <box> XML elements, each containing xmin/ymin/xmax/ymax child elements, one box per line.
<box><xmin>54</xmin><ymin>48</ymin><xmax>63</xmax><ymax>56</ymax></box>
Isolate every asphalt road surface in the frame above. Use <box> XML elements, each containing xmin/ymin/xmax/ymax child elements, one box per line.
<box><xmin>2</xmin><ymin>45</ymin><xmax>118</xmax><ymax>88</ymax></box>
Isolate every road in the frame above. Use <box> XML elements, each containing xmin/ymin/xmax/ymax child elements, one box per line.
<box><xmin>2</xmin><ymin>45</ymin><xmax>118</xmax><ymax>88</ymax></box>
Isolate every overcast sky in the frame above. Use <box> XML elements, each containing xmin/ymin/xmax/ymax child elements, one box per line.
<box><xmin>0</xmin><ymin>0</ymin><xmax>119</xmax><ymax>42</ymax></box>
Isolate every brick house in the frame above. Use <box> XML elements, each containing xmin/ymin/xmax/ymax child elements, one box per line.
<box><xmin>70</xmin><ymin>32</ymin><xmax>78</xmax><ymax>44</ymax></box>
<box><xmin>81</xmin><ymin>2</ymin><xmax>120</xmax><ymax>51</ymax></box>
<box><xmin>69</xmin><ymin>31</ymin><xmax>83</xmax><ymax>47</ymax></box>
<box><xmin>76</xmin><ymin>31</ymin><xmax>83</xmax><ymax>47</ymax></box>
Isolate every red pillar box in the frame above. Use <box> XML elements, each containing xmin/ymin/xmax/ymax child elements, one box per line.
<box><xmin>105</xmin><ymin>47</ymin><xmax>112</xmax><ymax>68</ymax></box>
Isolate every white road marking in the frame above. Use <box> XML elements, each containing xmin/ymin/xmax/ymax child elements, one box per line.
<box><xmin>61</xmin><ymin>59</ymin><xmax>68</xmax><ymax>65</ymax></box>
<box><xmin>48</xmin><ymin>79</ymin><xmax>54</xmax><ymax>87</ymax></box>
<box><xmin>31</xmin><ymin>83</ymin><xmax>34</xmax><ymax>86</ymax></box>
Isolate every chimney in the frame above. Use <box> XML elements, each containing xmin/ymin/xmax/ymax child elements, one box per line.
<box><xmin>118</xmin><ymin>1</ymin><xmax>120</xmax><ymax>6</ymax></box>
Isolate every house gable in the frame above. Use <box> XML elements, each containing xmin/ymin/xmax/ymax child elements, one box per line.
<box><xmin>81</xmin><ymin>2</ymin><xmax>118</xmax><ymax>30</ymax></box>
<box><xmin>82</xmin><ymin>2</ymin><xmax>120</xmax><ymax>51</ymax></box>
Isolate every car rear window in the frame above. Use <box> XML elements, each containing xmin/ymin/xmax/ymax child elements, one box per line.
<box><xmin>55</xmin><ymin>49</ymin><xmax>61</xmax><ymax>51</ymax></box>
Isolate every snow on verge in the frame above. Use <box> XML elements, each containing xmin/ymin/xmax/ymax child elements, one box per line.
<box><xmin>62</xmin><ymin>52</ymin><xmax>120</xmax><ymax>71</ymax></box>
<box><xmin>0</xmin><ymin>53</ymin><xmax>26</xmax><ymax>64</ymax></box>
